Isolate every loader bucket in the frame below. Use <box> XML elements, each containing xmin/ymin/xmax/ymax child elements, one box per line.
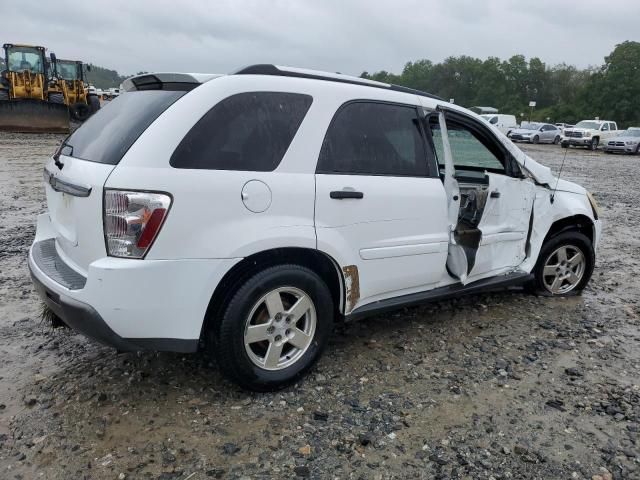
<box><xmin>0</xmin><ymin>99</ymin><xmax>70</xmax><ymax>133</ymax></box>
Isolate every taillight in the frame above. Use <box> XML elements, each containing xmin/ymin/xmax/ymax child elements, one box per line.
<box><xmin>104</xmin><ymin>190</ymin><xmax>172</xmax><ymax>258</ymax></box>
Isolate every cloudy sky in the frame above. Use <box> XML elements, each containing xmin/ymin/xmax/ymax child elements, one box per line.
<box><xmin>2</xmin><ymin>0</ymin><xmax>638</xmax><ymax>76</ymax></box>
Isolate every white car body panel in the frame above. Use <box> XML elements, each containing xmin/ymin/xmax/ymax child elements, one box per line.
<box><xmin>29</xmin><ymin>69</ymin><xmax>602</xmax><ymax>348</ymax></box>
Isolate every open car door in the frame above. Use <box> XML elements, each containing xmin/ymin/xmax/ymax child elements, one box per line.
<box><xmin>428</xmin><ymin>109</ymin><xmax>535</xmax><ymax>283</ymax></box>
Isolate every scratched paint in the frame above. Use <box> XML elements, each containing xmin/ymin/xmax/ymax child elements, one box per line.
<box><xmin>342</xmin><ymin>265</ymin><xmax>360</xmax><ymax>312</ymax></box>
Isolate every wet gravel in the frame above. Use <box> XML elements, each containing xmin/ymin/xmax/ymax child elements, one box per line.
<box><xmin>0</xmin><ymin>133</ymin><xmax>639</xmax><ymax>479</ymax></box>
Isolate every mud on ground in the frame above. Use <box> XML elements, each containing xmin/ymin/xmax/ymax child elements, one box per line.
<box><xmin>0</xmin><ymin>134</ymin><xmax>638</xmax><ymax>480</ymax></box>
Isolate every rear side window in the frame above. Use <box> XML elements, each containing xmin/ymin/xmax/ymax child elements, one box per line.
<box><xmin>170</xmin><ymin>92</ymin><xmax>312</xmax><ymax>171</ymax></box>
<box><xmin>62</xmin><ymin>90</ymin><xmax>186</xmax><ymax>165</ymax></box>
<box><xmin>317</xmin><ymin>102</ymin><xmax>431</xmax><ymax>177</ymax></box>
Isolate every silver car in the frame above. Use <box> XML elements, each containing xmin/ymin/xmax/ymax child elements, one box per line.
<box><xmin>509</xmin><ymin>123</ymin><xmax>562</xmax><ymax>144</ymax></box>
<box><xmin>602</xmin><ymin>127</ymin><xmax>640</xmax><ymax>154</ymax></box>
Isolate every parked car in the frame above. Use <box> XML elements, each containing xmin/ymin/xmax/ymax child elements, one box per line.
<box><xmin>555</xmin><ymin>123</ymin><xmax>574</xmax><ymax>133</ymax></box>
<box><xmin>480</xmin><ymin>113</ymin><xmax>518</xmax><ymax>136</ymax></box>
<box><xmin>562</xmin><ymin>120</ymin><xmax>619</xmax><ymax>150</ymax></box>
<box><xmin>29</xmin><ymin>66</ymin><xmax>602</xmax><ymax>391</ymax></box>
<box><xmin>602</xmin><ymin>127</ymin><xmax>640</xmax><ymax>155</ymax></box>
<box><xmin>509</xmin><ymin>123</ymin><xmax>561</xmax><ymax>144</ymax></box>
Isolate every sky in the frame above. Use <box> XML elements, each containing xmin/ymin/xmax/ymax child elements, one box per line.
<box><xmin>1</xmin><ymin>0</ymin><xmax>638</xmax><ymax>77</ymax></box>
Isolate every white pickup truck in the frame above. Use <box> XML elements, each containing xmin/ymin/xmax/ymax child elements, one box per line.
<box><xmin>562</xmin><ymin>120</ymin><xmax>619</xmax><ymax>150</ymax></box>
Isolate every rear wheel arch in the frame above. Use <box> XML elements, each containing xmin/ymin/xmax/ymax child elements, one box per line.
<box><xmin>201</xmin><ymin>247</ymin><xmax>345</xmax><ymax>342</ymax></box>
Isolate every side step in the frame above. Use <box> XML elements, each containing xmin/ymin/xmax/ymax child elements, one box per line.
<box><xmin>347</xmin><ymin>272</ymin><xmax>533</xmax><ymax>321</ymax></box>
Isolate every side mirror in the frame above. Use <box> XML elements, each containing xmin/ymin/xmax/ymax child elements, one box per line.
<box><xmin>86</xmin><ymin>64</ymin><xmax>91</xmax><ymax>72</ymax></box>
<box><xmin>50</xmin><ymin>52</ymin><xmax>57</xmax><ymax>63</ymax></box>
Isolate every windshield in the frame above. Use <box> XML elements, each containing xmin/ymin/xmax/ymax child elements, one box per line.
<box><xmin>620</xmin><ymin>129</ymin><xmax>640</xmax><ymax>137</ymax></box>
<box><xmin>57</xmin><ymin>61</ymin><xmax>79</xmax><ymax>81</ymax></box>
<box><xmin>6</xmin><ymin>46</ymin><xmax>44</xmax><ymax>73</ymax></box>
<box><xmin>520</xmin><ymin>123</ymin><xmax>541</xmax><ymax>130</ymax></box>
<box><xmin>575</xmin><ymin>121</ymin><xmax>601</xmax><ymax>130</ymax></box>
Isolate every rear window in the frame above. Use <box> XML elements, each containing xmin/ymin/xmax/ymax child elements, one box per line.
<box><xmin>61</xmin><ymin>90</ymin><xmax>186</xmax><ymax>165</ymax></box>
<box><xmin>170</xmin><ymin>92</ymin><xmax>312</xmax><ymax>171</ymax></box>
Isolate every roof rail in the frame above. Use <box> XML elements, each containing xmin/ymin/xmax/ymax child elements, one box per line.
<box><xmin>234</xmin><ymin>64</ymin><xmax>443</xmax><ymax>101</ymax></box>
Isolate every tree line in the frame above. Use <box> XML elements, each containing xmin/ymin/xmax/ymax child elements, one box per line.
<box><xmin>361</xmin><ymin>41</ymin><xmax>640</xmax><ymax>128</ymax></box>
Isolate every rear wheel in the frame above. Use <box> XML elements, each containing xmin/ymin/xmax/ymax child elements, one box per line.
<box><xmin>532</xmin><ymin>231</ymin><xmax>594</xmax><ymax>296</ymax></box>
<box><xmin>210</xmin><ymin>264</ymin><xmax>334</xmax><ymax>391</ymax></box>
<box><xmin>0</xmin><ymin>89</ymin><xmax>9</xmax><ymax>101</ymax></box>
<box><xmin>561</xmin><ymin>142</ymin><xmax>569</xmax><ymax>148</ymax></box>
<box><xmin>88</xmin><ymin>94</ymin><xmax>100</xmax><ymax>114</ymax></box>
<box><xmin>553</xmin><ymin>135</ymin><xmax>560</xmax><ymax>145</ymax></box>
<box><xmin>70</xmin><ymin>102</ymin><xmax>91</xmax><ymax>121</ymax></box>
<box><xmin>48</xmin><ymin>92</ymin><xmax>64</xmax><ymax>104</ymax></box>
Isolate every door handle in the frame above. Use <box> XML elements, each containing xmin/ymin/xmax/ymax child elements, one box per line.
<box><xmin>330</xmin><ymin>190</ymin><xmax>364</xmax><ymax>199</ymax></box>
<box><xmin>490</xmin><ymin>190</ymin><xmax>501</xmax><ymax>198</ymax></box>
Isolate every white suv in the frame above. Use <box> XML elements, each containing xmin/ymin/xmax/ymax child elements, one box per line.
<box><xmin>29</xmin><ymin>66</ymin><xmax>602</xmax><ymax>391</ymax></box>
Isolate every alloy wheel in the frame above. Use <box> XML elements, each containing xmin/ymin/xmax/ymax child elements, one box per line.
<box><xmin>243</xmin><ymin>287</ymin><xmax>316</xmax><ymax>371</ymax></box>
<box><xmin>542</xmin><ymin>245</ymin><xmax>586</xmax><ymax>294</ymax></box>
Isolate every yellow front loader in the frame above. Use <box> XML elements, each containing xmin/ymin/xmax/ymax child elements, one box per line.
<box><xmin>48</xmin><ymin>57</ymin><xmax>100</xmax><ymax>121</ymax></box>
<box><xmin>0</xmin><ymin>44</ymin><xmax>69</xmax><ymax>133</ymax></box>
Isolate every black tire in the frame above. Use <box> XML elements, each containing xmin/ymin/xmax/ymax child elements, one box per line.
<box><xmin>532</xmin><ymin>135</ymin><xmax>539</xmax><ymax>144</ymax></box>
<box><xmin>531</xmin><ymin>231</ymin><xmax>594</xmax><ymax>296</ymax></box>
<box><xmin>88</xmin><ymin>94</ymin><xmax>100</xmax><ymax>114</ymax></box>
<box><xmin>635</xmin><ymin>144</ymin><xmax>640</xmax><ymax>156</ymax></box>
<box><xmin>553</xmin><ymin>135</ymin><xmax>560</xmax><ymax>145</ymax></box>
<box><xmin>0</xmin><ymin>89</ymin><xmax>9</xmax><ymax>101</ymax></box>
<box><xmin>70</xmin><ymin>102</ymin><xmax>91</xmax><ymax>121</ymax></box>
<box><xmin>589</xmin><ymin>138</ymin><xmax>599</xmax><ymax>151</ymax></box>
<box><xmin>561</xmin><ymin>142</ymin><xmax>569</xmax><ymax>148</ymax></box>
<box><xmin>210</xmin><ymin>264</ymin><xmax>334</xmax><ymax>391</ymax></box>
<box><xmin>48</xmin><ymin>92</ymin><xmax>64</xmax><ymax>104</ymax></box>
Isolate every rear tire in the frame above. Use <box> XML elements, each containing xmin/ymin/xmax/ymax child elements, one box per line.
<box><xmin>561</xmin><ymin>142</ymin><xmax>569</xmax><ymax>148</ymax></box>
<box><xmin>88</xmin><ymin>94</ymin><xmax>100</xmax><ymax>114</ymax></box>
<box><xmin>209</xmin><ymin>264</ymin><xmax>334</xmax><ymax>391</ymax></box>
<box><xmin>553</xmin><ymin>135</ymin><xmax>560</xmax><ymax>145</ymax></box>
<box><xmin>48</xmin><ymin>92</ymin><xmax>64</xmax><ymax>104</ymax></box>
<box><xmin>531</xmin><ymin>231</ymin><xmax>594</xmax><ymax>296</ymax></box>
<box><xmin>70</xmin><ymin>102</ymin><xmax>91</xmax><ymax>121</ymax></box>
<box><xmin>0</xmin><ymin>89</ymin><xmax>9</xmax><ymax>101</ymax></box>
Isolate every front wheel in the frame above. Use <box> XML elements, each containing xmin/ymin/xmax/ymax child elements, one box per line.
<box><xmin>210</xmin><ymin>265</ymin><xmax>334</xmax><ymax>391</ymax></box>
<box><xmin>531</xmin><ymin>231</ymin><xmax>594</xmax><ymax>296</ymax></box>
<box><xmin>589</xmin><ymin>138</ymin><xmax>599</xmax><ymax>151</ymax></box>
<box><xmin>532</xmin><ymin>135</ymin><xmax>540</xmax><ymax>144</ymax></box>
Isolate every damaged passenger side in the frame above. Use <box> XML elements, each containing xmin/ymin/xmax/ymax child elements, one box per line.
<box><xmin>428</xmin><ymin>110</ymin><xmax>532</xmax><ymax>281</ymax></box>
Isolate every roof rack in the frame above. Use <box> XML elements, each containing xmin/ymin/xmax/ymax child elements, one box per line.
<box><xmin>234</xmin><ymin>64</ymin><xmax>443</xmax><ymax>101</ymax></box>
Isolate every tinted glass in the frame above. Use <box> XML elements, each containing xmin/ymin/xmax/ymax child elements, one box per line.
<box><xmin>318</xmin><ymin>102</ymin><xmax>429</xmax><ymax>176</ymax></box>
<box><xmin>430</xmin><ymin>119</ymin><xmax>505</xmax><ymax>173</ymax></box>
<box><xmin>62</xmin><ymin>90</ymin><xmax>185</xmax><ymax>165</ymax></box>
<box><xmin>171</xmin><ymin>92</ymin><xmax>312</xmax><ymax>171</ymax></box>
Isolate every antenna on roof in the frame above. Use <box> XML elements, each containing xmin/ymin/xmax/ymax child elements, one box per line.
<box><xmin>550</xmin><ymin>147</ymin><xmax>569</xmax><ymax>204</ymax></box>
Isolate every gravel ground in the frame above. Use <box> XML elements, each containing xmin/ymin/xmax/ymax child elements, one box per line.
<box><xmin>0</xmin><ymin>133</ymin><xmax>638</xmax><ymax>480</ymax></box>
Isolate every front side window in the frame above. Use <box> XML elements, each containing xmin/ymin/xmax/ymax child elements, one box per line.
<box><xmin>317</xmin><ymin>102</ymin><xmax>431</xmax><ymax>176</ymax></box>
<box><xmin>601</xmin><ymin>123</ymin><xmax>609</xmax><ymax>131</ymax></box>
<box><xmin>429</xmin><ymin>116</ymin><xmax>506</xmax><ymax>174</ymax></box>
<box><xmin>171</xmin><ymin>92</ymin><xmax>312</xmax><ymax>171</ymax></box>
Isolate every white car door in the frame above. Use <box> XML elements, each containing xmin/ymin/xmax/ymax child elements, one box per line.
<box><xmin>314</xmin><ymin>101</ymin><xmax>449</xmax><ymax>312</ymax></box>
<box><xmin>429</xmin><ymin>109</ymin><xmax>536</xmax><ymax>280</ymax></box>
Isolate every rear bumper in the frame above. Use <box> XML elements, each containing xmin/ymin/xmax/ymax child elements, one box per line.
<box><xmin>29</xmin><ymin>214</ymin><xmax>240</xmax><ymax>352</ymax></box>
